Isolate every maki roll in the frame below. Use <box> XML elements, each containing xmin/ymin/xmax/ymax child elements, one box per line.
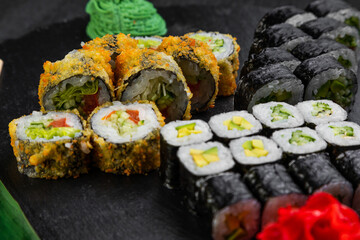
<box><xmin>229</xmin><ymin>136</ymin><xmax>283</xmax><ymax>166</ymax></box>
<box><xmin>316</xmin><ymin>121</ymin><xmax>360</xmax><ymax>148</ymax></box>
<box><xmin>234</xmin><ymin>65</ymin><xmax>304</xmax><ymax>112</ymax></box>
<box><xmin>244</xmin><ymin>163</ymin><xmax>307</xmax><ymax>228</ymax></box>
<box><xmin>89</xmin><ymin>101</ymin><xmax>164</xmax><ymax>175</ymax></box>
<box><xmin>160</xmin><ymin>120</ymin><xmax>213</xmax><ymax>189</ymax></box>
<box><xmin>134</xmin><ymin>36</ymin><xmax>163</xmax><ymax>49</ymax></box>
<box><xmin>38</xmin><ymin>48</ymin><xmax>115</xmax><ymax>118</ymax></box>
<box><xmin>197</xmin><ymin>172</ymin><xmax>261</xmax><ymax>240</ymax></box>
<box><xmin>271</xmin><ymin>127</ymin><xmax>327</xmax><ymax>156</ymax></box>
<box><xmin>8</xmin><ymin>111</ymin><xmax>90</xmax><ymax>179</ymax></box>
<box><xmin>291</xmin><ymin>38</ymin><xmax>357</xmax><ymax>73</ymax></box>
<box><xmin>208</xmin><ymin>111</ymin><xmax>262</xmax><ymax>143</ymax></box>
<box><xmin>115</xmin><ymin>48</ymin><xmax>192</xmax><ymax>122</ymax></box>
<box><xmin>177</xmin><ymin>141</ymin><xmax>235</xmax><ymax>212</ymax></box>
<box><xmin>296</xmin><ymin>100</ymin><xmax>347</xmax><ymax>126</ymax></box>
<box><xmin>157</xmin><ymin>36</ymin><xmax>219</xmax><ymax>112</ymax></box>
<box><xmin>288</xmin><ymin>152</ymin><xmax>353</xmax><ymax>206</ymax></box>
<box><xmin>186</xmin><ymin>31</ymin><xmax>240</xmax><ymax>96</ymax></box>
<box><xmin>294</xmin><ymin>55</ymin><xmax>357</xmax><ymax>110</ymax></box>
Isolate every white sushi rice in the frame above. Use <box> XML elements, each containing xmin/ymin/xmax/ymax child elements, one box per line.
<box><xmin>16</xmin><ymin>111</ymin><xmax>83</xmax><ymax>142</ymax></box>
<box><xmin>252</xmin><ymin>102</ymin><xmax>304</xmax><ymax>129</ymax></box>
<box><xmin>286</xmin><ymin>12</ymin><xmax>317</xmax><ymax>27</ymax></box>
<box><xmin>160</xmin><ymin>120</ymin><xmax>213</xmax><ymax>147</ymax></box>
<box><xmin>316</xmin><ymin>121</ymin><xmax>360</xmax><ymax>146</ymax></box>
<box><xmin>326</xmin><ymin>48</ymin><xmax>358</xmax><ymax>74</ymax></box>
<box><xmin>272</xmin><ymin>127</ymin><xmax>327</xmax><ymax>154</ymax></box>
<box><xmin>177</xmin><ymin>141</ymin><xmax>234</xmax><ymax>177</ymax></box>
<box><xmin>229</xmin><ymin>136</ymin><xmax>283</xmax><ymax>165</ymax></box>
<box><xmin>321</xmin><ymin>26</ymin><xmax>360</xmax><ymax>53</ymax></box>
<box><xmin>209</xmin><ymin>111</ymin><xmax>262</xmax><ymax>139</ymax></box>
<box><xmin>91</xmin><ymin>101</ymin><xmax>160</xmax><ymax>144</ymax></box>
<box><xmin>327</xmin><ymin>8</ymin><xmax>360</xmax><ymax>27</ymax></box>
<box><xmin>296</xmin><ymin>100</ymin><xmax>347</xmax><ymax>125</ymax></box>
<box><xmin>281</xmin><ymin>36</ymin><xmax>313</xmax><ymax>52</ymax></box>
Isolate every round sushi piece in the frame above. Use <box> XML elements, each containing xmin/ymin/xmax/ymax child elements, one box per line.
<box><xmin>89</xmin><ymin>101</ymin><xmax>164</xmax><ymax>175</ymax></box>
<box><xmin>252</xmin><ymin>102</ymin><xmax>304</xmax><ymax>130</ymax></box>
<box><xmin>296</xmin><ymin>100</ymin><xmax>347</xmax><ymax>126</ymax></box>
<box><xmin>294</xmin><ymin>55</ymin><xmax>357</xmax><ymax>110</ymax></box>
<box><xmin>134</xmin><ymin>36</ymin><xmax>163</xmax><ymax>49</ymax></box>
<box><xmin>186</xmin><ymin>31</ymin><xmax>240</xmax><ymax>96</ymax></box>
<box><xmin>271</xmin><ymin>127</ymin><xmax>327</xmax><ymax>155</ymax></box>
<box><xmin>234</xmin><ymin>65</ymin><xmax>304</xmax><ymax>112</ymax></box>
<box><xmin>249</xmin><ymin>23</ymin><xmax>312</xmax><ymax>56</ymax></box>
<box><xmin>8</xmin><ymin>110</ymin><xmax>90</xmax><ymax>179</ymax></box>
<box><xmin>229</xmin><ymin>136</ymin><xmax>283</xmax><ymax>166</ymax></box>
<box><xmin>157</xmin><ymin>36</ymin><xmax>219</xmax><ymax>112</ymax></box>
<box><xmin>209</xmin><ymin>111</ymin><xmax>262</xmax><ymax>142</ymax></box>
<box><xmin>288</xmin><ymin>152</ymin><xmax>354</xmax><ymax>206</ymax></box>
<box><xmin>160</xmin><ymin>120</ymin><xmax>213</xmax><ymax>189</ymax></box>
<box><xmin>38</xmin><ymin>48</ymin><xmax>115</xmax><ymax>118</ymax></box>
<box><xmin>316</xmin><ymin>121</ymin><xmax>360</xmax><ymax>147</ymax></box>
<box><xmin>115</xmin><ymin>48</ymin><xmax>192</xmax><ymax>123</ymax></box>
<box><xmin>254</xmin><ymin>5</ymin><xmax>317</xmax><ymax>37</ymax></box>
<box><xmin>244</xmin><ymin>163</ymin><xmax>308</xmax><ymax>228</ymax></box>
<box><xmin>291</xmin><ymin>38</ymin><xmax>358</xmax><ymax>73</ymax></box>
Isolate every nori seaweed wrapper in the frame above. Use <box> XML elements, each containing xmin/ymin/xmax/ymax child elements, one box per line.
<box><xmin>306</xmin><ymin>0</ymin><xmax>352</xmax><ymax>17</ymax></box>
<box><xmin>159</xmin><ymin>135</ymin><xmax>181</xmax><ymax>189</ymax></box>
<box><xmin>332</xmin><ymin>148</ymin><xmax>360</xmax><ymax>186</ymax></box>
<box><xmin>299</xmin><ymin>17</ymin><xmax>347</xmax><ymax>38</ymax></box>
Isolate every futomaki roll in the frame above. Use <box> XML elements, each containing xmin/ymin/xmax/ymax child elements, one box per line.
<box><xmin>134</xmin><ymin>36</ymin><xmax>163</xmax><ymax>49</ymax></box>
<box><xmin>316</xmin><ymin>121</ymin><xmax>360</xmax><ymax>148</ymax></box>
<box><xmin>115</xmin><ymin>48</ymin><xmax>192</xmax><ymax>122</ymax></box>
<box><xmin>38</xmin><ymin>48</ymin><xmax>115</xmax><ymax>118</ymax></box>
<box><xmin>8</xmin><ymin>111</ymin><xmax>90</xmax><ymax>179</ymax></box>
<box><xmin>288</xmin><ymin>152</ymin><xmax>353</xmax><ymax>206</ymax></box>
<box><xmin>160</xmin><ymin>120</ymin><xmax>213</xmax><ymax>188</ymax></box>
<box><xmin>89</xmin><ymin>101</ymin><xmax>164</xmax><ymax>175</ymax></box>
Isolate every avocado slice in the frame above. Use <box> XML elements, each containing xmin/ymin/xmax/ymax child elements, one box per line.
<box><xmin>243</xmin><ymin>139</ymin><xmax>268</xmax><ymax>157</ymax></box>
<box><xmin>190</xmin><ymin>147</ymin><xmax>220</xmax><ymax>167</ymax></box>
<box><xmin>242</xmin><ymin>141</ymin><xmax>253</xmax><ymax>150</ymax></box>
<box><xmin>251</xmin><ymin>139</ymin><xmax>264</xmax><ymax>149</ymax></box>
<box><xmin>176</xmin><ymin>122</ymin><xmax>196</xmax><ymax>131</ymax></box>
<box><xmin>229</xmin><ymin>121</ymin><xmax>245</xmax><ymax>130</ymax></box>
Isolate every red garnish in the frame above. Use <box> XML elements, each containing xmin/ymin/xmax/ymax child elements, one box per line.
<box><xmin>102</xmin><ymin>110</ymin><xmax>116</xmax><ymax>120</ymax></box>
<box><xmin>126</xmin><ymin>109</ymin><xmax>140</xmax><ymax>124</ymax></box>
<box><xmin>48</xmin><ymin>118</ymin><xmax>69</xmax><ymax>128</ymax></box>
<box><xmin>83</xmin><ymin>89</ymin><xmax>100</xmax><ymax>115</ymax></box>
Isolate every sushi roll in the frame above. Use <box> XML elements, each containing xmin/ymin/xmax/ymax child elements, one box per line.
<box><xmin>38</xmin><ymin>48</ymin><xmax>115</xmax><ymax>118</ymax></box>
<box><xmin>288</xmin><ymin>152</ymin><xmax>354</xmax><ymax>206</ymax></box>
<box><xmin>115</xmin><ymin>48</ymin><xmax>192</xmax><ymax>122</ymax></box>
<box><xmin>241</xmin><ymin>48</ymin><xmax>301</xmax><ymax>77</ymax></box>
<box><xmin>255</xmin><ymin>5</ymin><xmax>317</xmax><ymax>37</ymax></box>
<box><xmin>316</xmin><ymin>121</ymin><xmax>360</xmax><ymax>148</ymax></box>
<box><xmin>243</xmin><ymin>163</ymin><xmax>308</xmax><ymax>228</ymax></box>
<box><xmin>89</xmin><ymin>101</ymin><xmax>164</xmax><ymax>175</ymax></box>
<box><xmin>208</xmin><ymin>111</ymin><xmax>262</xmax><ymax>143</ymax></box>
<box><xmin>271</xmin><ymin>127</ymin><xmax>327</xmax><ymax>156</ymax></box>
<box><xmin>8</xmin><ymin>111</ymin><xmax>90</xmax><ymax>179</ymax></box>
<box><xmin>234</xmin><ymin>65</ymin><xmax>304</xmax><ymax>112</ymax></box>
<box><xmin>160</xmin><ymin>120</ymin><xmax>213</xmax><ymax>189</ymax></box>
<box><xmin>229</xmin><ymin>136</ymin><xmax>283</xmax><ymax>167</ymax></box>
<box><xmin>177</xmin><ymin>141</ymin><xmax>235</xmax><ymax>212</ymax></box>
<box><xmin>296</xmin><ymin>100</ymin><xmax>347</xmax><ymax>126</ymax></box>
<box><xmin>186</xmin><ymin>31</ymin><xmax>240</xmax><ymax>96</ymax></box>
<box><xmin>157</xmin><ymin>36</ymin><xmax>219</xmax><ymax>112</ymax></box>
<box><xmin>291</xmin><ymin>38</ymin><xmax>358</xmax><ymax>73</ymax></box>
<box><xmin>294</xmin><ymin>55</ymin><xmax>357</xmax><ymax>110</ymax></box>
<box><xmin>134</xmin><ymin>36</ymin><xmax>163</xmax><ymax>49</ymax></box>
<box><xmin>249</xmin><ymin>23</ymin><xmax>312</xmax><ymax>55</ymax></box>
<box><xmin>197</xmin><ymin>172</ymin><xmax>261</xmax><ymax>240</ymax></box>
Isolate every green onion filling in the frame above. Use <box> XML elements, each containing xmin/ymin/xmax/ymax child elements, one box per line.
<box><xmin>144</xmin><ymin>78</ymin><xmax>175</xmax><ymax>111</ymax></box>
<box><xmin>191</xmin><ymin>34</ymin><xmax>225</xmax><ymax>53</ymax></box>
<box><xmin>289</xmin><ymin>130</ymin><xmax>316</xmax><ymax>146</ymax></box>
<box><xmin>337</xmin><ymin>56</ymin><xmax>352</xmax><ymax>69</ymax></box>
<box><xmin>257</xmin><ymin>90</ymin><xmax>292</xmax><ymax>104</ymax></box>
<box><xmin>330</xmin><ymin>126</ymin><xmax>354</xmax><ymax>137</ymax></box>
<box><xmin>25</xmin><ymin>121</ymin><xmax>80</xmax><ymax>140</ymax></box>
<box><xmin>311</xmin><ymin>102</ymin><xmax>333</xmax><ymax>117</ymax></box>
<box><xmin>270</xmin><ymin>104</ymin><xmax>294</xmax><ymax>122</ymax></box>
<box><xmin>335</xmin><ymin>34</ymin><xmax>357</xmax><ymax>49</ymax></box>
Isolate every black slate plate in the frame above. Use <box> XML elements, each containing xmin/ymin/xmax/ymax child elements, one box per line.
<box><xmin>0</xmin><ymin>1</ymin><xmax>360</xmax><ymax>240</ymax></box>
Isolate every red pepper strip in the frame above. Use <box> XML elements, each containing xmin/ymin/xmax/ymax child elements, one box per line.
<box><xmin>48</xmin><ymin>118</ymin><xmax>69</xmax><ymax>127</ymax></box>
<box><xmin>102</xmin><ymin>110</ymin><xmax>116</xmax><ymax>120</ymax></box>
<box><xmin>83</xmin><ymin>89</ymin><xmax>100</xmax><ymax>116</ymax></box>
<box><xmin>126</xmin><ymin>109</ymin><xmax>140</xmax><ymax>124</ymax></box>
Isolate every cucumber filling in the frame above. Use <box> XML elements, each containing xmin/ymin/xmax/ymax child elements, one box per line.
<box><xmin>335</xmin><ymin>34</ymin><xmax>357</xmax><ymax>49</ymax></box>
<box><xmin>223</xmin><ymin>116</ymin><xmax>254</xmax><ymax>131</ymax></box>
<box><xmin>191</xmin><ymin>34</ymin><xmax>225</xmax><ymax>53</ymax></box>
<box><xmin>337</xmin><ymin>56</ymin><xmax>352</xmax><ymax>69</ymax></box>
<box><xmin>270</xmin><ymin>104</ymin><xmax>294</xmax><ymax>122</ymax></box>
<box><xmin>289</xmin><ymin>130</ymin><xmax>316</xmax><ymax>146</ymax></box>
<box><xmin>313</xmin><ymin>76</ymin><xmax>353</xmax><ymax>108</ymax></box>
<box><xmin>311</xmin><ymin>102</ymin><xmax>333</xmax><ymax>117</ymax></box>
<box><xmin>190</xmin><ymin>147</ymin><xmax>219</xmax><ymax>167</ymax></box>
<box><xmin>345</xmin><ymin>16</ymin><xmax>360</xmax><ymax>33</ymax></box>
<box><xmin>225</xmin><ymin>213</ymin><xmax>247</xmax><ymax>240</ymax></box>
<box><xmin>257</xmin><ymin>90</ymin><xmax>292</xmax><ymax>105</ymax></box>
<box><xmin>330</xmin><ymin>126</ymin><xmax>354</xmax><ymax>137</ymax></box>
<box><xmin>175</xmin><ymin>123</ymin><xmax>202</xmax><ymax>138</ymax></box>
<box><xmin>103</xmin><ymin>110</ymin><xmax>144</xmax><ymax>136</ymax></box>
<box><xmin>25</xmin><ymin>119</ymin><xmax>80</xmax><ymax>140</ymax></box>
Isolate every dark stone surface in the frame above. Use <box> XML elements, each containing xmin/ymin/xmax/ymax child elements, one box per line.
<box><xmin>0</xmin><ymin>1</ymin><xmax>360</xmax><ymax>240</ymax></box>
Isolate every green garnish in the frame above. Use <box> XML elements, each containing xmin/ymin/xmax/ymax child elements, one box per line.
<box><xmin>330</xmin><ymin>126</ymin><xmax>354</xmax><ymax>137</ymax></box>
<box><xmin>345</xmin><ymin>16</ymin><xmax>360</xmax><ymax>32</ymax></box>
<box><xmin>311</xmin><ymin>102</ymin><xmax>333</xmax><ymax>117</ymax></box>
<box><xmin>25</xmin><ymin>121</ymin><xmax>80</xmax><ymax>140</ymax></box>
<box><xmin>335</xmin><ymin>34</ymin><xmax>357</xmax><ymax>49</ymax></box>
<box><xmin>289</xmin><ymin>130</ymin><xmax>316</xmax><ymax>146</ymax></box>
<box><xmin>270</xmin><ymin>104</ymin><xmax>293</xmax><ymax>122</ymax></box>
<box><xmin>137</xmin><ymin>39</ymin><xmax>161</xmax><ymax>49</ymax></box>
<box><xmin>337</xmin><ymin>56</ymin><xmax>352</xmax><ymax>69</ymax></box>
<box><xmin>191</xmin><ymin>34</ymin><xmax>225</xmax><ymax>53</ymax></box>
<box><xmin>257</xmin><ymin>90</ymin><xmax>292</xmax><ymax>104</ymax></box>
<box><xmin>147</xmin><ymin>81</ymin><xmax>175</xmax><ymax>111</ymax></box>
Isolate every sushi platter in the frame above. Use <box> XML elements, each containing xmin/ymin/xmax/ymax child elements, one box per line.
<box><xmin>1</xmin><ymin>0</ymin><xmax>360</xmax><ymax>239</ymax></box>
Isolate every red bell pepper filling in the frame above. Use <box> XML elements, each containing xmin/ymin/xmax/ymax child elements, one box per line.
<box><xmin>83</xmin><ymin>88</ymin><xmax>100</xmax><ymax>115</ymax></box>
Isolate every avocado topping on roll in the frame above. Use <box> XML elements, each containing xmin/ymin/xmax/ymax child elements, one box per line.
<box><xmin>257</xmin><ymin>90</ymin><xmax>292</xmax><ymax>104</ymax></box>
<box><xmin>102</xmin><ymin>109</ymin><xmax>144</xmax><ymax>136</ymax></box>
<box><xmin>223</xmin><ymin>116</ymin><xmax>254</xmax><ymax>131</ymax></box>
<box><xmin>175</xmin><ymin>123</ymin><xmax>202</xmax><ymax>138</ymax></box>
<box><xmin>335</xmin><ymin>34</ymin><xmax>357</xmax><ymax>50</ymax></box>
<box><xmin>311</xmin><ymin>102</ymin><xmax>333</xmax><ymax>117</ymax></box>
<box><xmin>270</xmin><ymin>104</ymin><xmax>294</xmax><ymax>122</ymax></box>
<box><xmin>289</xmin><ymin>130</ymin><xmax>316</xmax><ymax>146</ymax></box>
<box><xmin>330</xmin><ymin>126</ymin><xmax>354</xmax><ymax>137</ymax></box>
<box><xmin>190</xmin><ymin>147</ymin><xmax>219</xmax><ymax>167</ymax></box>
<box><xmin>242</xmin><ymin>139</ymin><xmax>269</xmax><ymax>157</ymax></box>
<box><xmin>191</xmin><ymin>34</ymin><xmax>225</xmax><ymax>54</ymax></box>
<box><xmin>337</xmin><ymin>56</ymin><xmax>352</xmax><ymax>68</ymax></box>
<box><xmin>137</xmin><ymin>38</ymin><xmax>162</xmax><ymax>49</ymax></box>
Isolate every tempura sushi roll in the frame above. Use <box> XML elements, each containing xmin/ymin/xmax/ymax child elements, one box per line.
<box><xmin>8</xmin><ymin>111</ymin><xmax>90</xmax><ymax>179</ymax></box>
<box><xmin>271</xmin><ymin>127</ymin><xmax>327</xmax><ymax>155</ymax></box>
<box><xmin>316</xmin><ymin>121</ymin><xmax>360</xmax><ymax>148</ymax></box>
<box><xmin>115</xmin><ymin>48</ymin><xmax>192</xmax><ymax>122</ymax></box>
<box><xmin>134</xmin><ymin>36</ymin><xmax>163</xmax><ymax>49</ymax></box>
<box><xmin>196</xmin><ymin>172</ymin><xmax>261</xmax><ymax>240</ymax></box>
<box><xmin>291</xmin><ymin>38</ymin><xmax>357</xmax><ymax>73</ymax></box>
<box><xmin>244</xmin><ymin>163</ymin><xmax>307</xmax><ymax>228</ymax></box>
<box><xmin>288</xmin><ymin>152</ymin><xmax>353</xmax><ymax>206</ymax></box>
<box><xmin>209</xmin><ymin>111</ymin><xmax>262</xmax><ymax>143</ymax></box>
<box><xmin>160</xmin><ymin>120</ymin><xmax>213</xmax><ymax>188</ymax></box>
<box><xmin>296</xmin><ymin>100</ymin><xmax>347</xmax><ymax>126</ymax></box>
<box><xmin>186</xmin><ymin>31</ymin><xmax>240</xmax><ymax>96</ymax></box>
<box><xmin>157</xmin><ymin>36</ymin><xmax>219</xmax><ymax>112</ymax></box>
<box><xmin>177</xmin><ymin>141</ymin><xmax>235</xmax><ymax>211</ymax></box>
<box><xmin>38</xmin><ymin>48</ymin><xmax>115</xmax><ymax>118</ymax></box>
<box><xmin>89</xmin><ymin>101</ymin><xmax>164</xmax><ymax>175</ymax></box>
<box><xmin>234</xmin><ymin>65</ymin><xmax>304</xmax><ymax>112</ymax></box>
<box><xmin>294</xmin><ymin>55</ymin><xmax>357</xmax><ymax>110</ymax></box>
<box><xmin>229</xmin><ymin>136</ymin><xmax>283</xmax><ymax>166</ymax></box>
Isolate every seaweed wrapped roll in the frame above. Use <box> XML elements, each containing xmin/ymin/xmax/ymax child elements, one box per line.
<box><xmin>316</xmin><ymin>121</ymin><xmax>360</xmax><ymax>148</ymax></box>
